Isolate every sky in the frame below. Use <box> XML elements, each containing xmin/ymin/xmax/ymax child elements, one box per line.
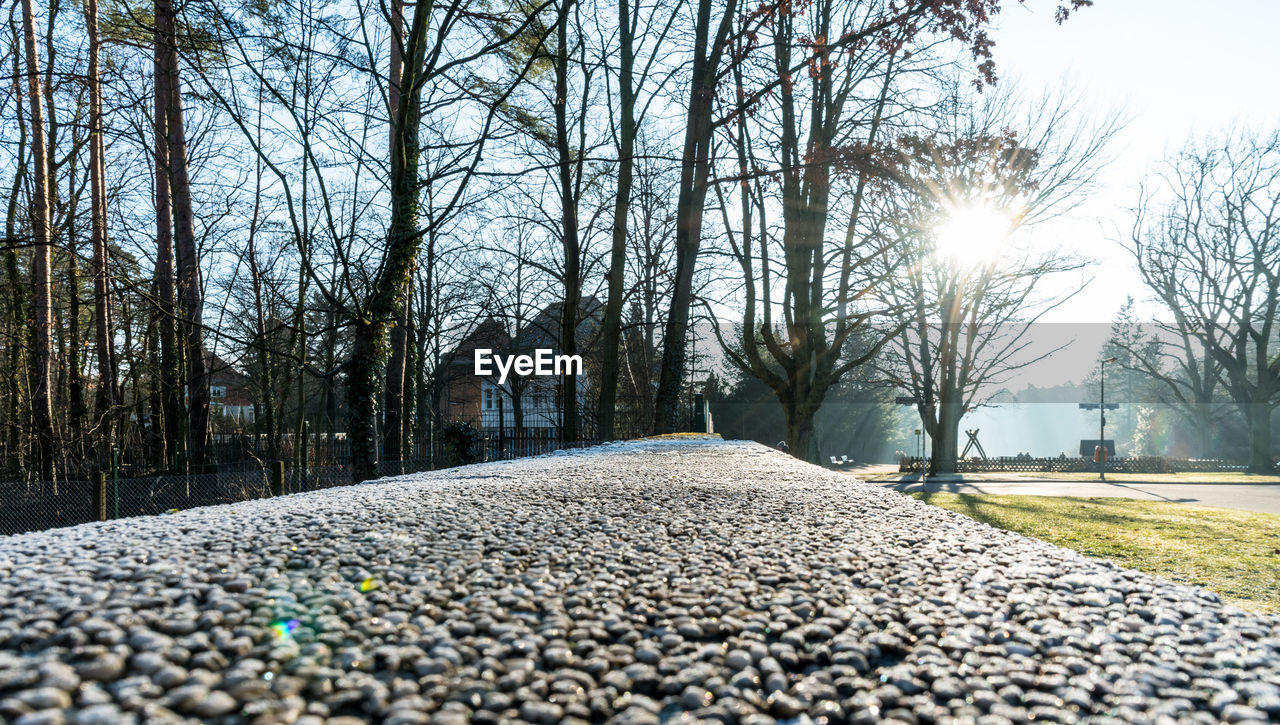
<box><xmin>962</xmin><ymin>0</ymin><xmax>1280</xmax><ymax>390</ymax></box>
<box><xmin>864</xmin><ymin>0</ymin><xmax>1280</xmax><ymax>454</ymax></box>
<box><xmin>990</xmin><ymin>0</ymin><xmax>1280</xmax><ymax>325</ymax></box>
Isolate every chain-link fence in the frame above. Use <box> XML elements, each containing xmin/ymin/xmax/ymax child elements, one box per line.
<box><xmin>1</xmin><ymin>430</ymin><xmax>597</xmax><ymax>536</ymax></box>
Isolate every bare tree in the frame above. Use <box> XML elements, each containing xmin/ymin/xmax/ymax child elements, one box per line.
<box><xmin>84</xmin><ymin>0</ymin><xmax>117</xmax><ymax>457</ymax></box>
<box><xmin>19</xmin><ymin>0</ymin><xmax>56</xmax><ymax>478</ymax></box>
<box><xmin>4</xmin><ymin>11</ymin><xmax>32</xmax><ymax>471</ymax></box>
<box><xmin>382</xmin><ymin>0</ymin><xmax>409</xmax><ymax>465</ymax></box>
<box><xmin>710</xmin><ymin>0</ymin><xmax>914</xmax><ymax>462</ymax></box>
<box><xmin>151</xmin><ymin>4</ymin><xmax>182</xmax><ymax>468</ymax></box>
<box><xmin>652</xmin><ymin>0</ymin><xmax>1093</xmax><ymax>434</ymax></box>
<box><xmin>595</xmin><ymin>0</ymin><xmax>682</xmax><ymax>440</ymax></box>
<box><xmin>883</xmin><ymin>86</ymin><xmax>1113</xmax><ymax>474</ymax></box>
<box><xmin>552</xmin><ymin>0</ymin><xmax>584</xmax><ymax>442</ymax></box>
<box><xmin>345</xmin><ymin>0</ymin><xmax>558</xmax><ymax>482</ymax></box>
<box><xmin>155</xmin><ymin>0</ymin><xmax>209</xmax><ymax>467</ymax></box>
<box><xmin>1104</xmin><ymin>297</ymin><xmax>1231</xmax><ymax>458</ymax></box>
<box><xmin>1127</xmin><ymin>131</ymin><xmax>1280</xmax><ymax>473</ymax></box>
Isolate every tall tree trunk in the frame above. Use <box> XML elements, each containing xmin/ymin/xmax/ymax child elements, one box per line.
<box><xmin>86</xmin><ymin>0</ymin><xmax>117</xmax><ymax>459</ymax></box>
<box><xmin>652</xmin><ymin>0</ymin><xmax>728</xmax><ymax>434</ymax></box>
<box><xmin>348</xmin><ymin>322</ymin><xmax>383</xmax><ymax>481</ymax></box>
<box><xmin>596</xmin><ymin>0</ymin><xmax>634</xmax><ymax>442</ymax></box>
<box><xmin>153</xmin><ymin>24</ymin><xmax>181</xmax><ymax>469</ymax></box>
<box><xmin>554</xmin><ymin>1</ymin><xmax>580</xmax><ymax>443</ymax></box>
<box><xmin>67</xmin><ymin>227</ymin><xmax>84</xmax><ymax>445</ymax></box>
<box><xmin>413</xmin><ymin>280</ymin><xmax>430</xmax><ymax>448</ymax></box>
<box><xmin>402</xmin><ymin>291</ymin><xmax>417</xmax><ymax>453</ymax></box>
<box><xmin>382</xmin><ymin>0</ymin><xmax>408</xmax><ymax>465</ymax></box>
<box><xmin>156</xmin><ymin>0</ymin><xmax>209</xmax><ymax>466</ymax></box>
<box><xmin>246</xmin><ymin>94</ymin><xmax>277</xmax><ymax>461</ymax></box>
<box><xmin>65</xmin><ymin>128</ymin><xmax>86</xmax><ymax>445</ymax></box>
<box><xmin>1197</xmin><ymin>404</ymin><xmax>1213</xmax><ymax>459</ymax></box>
<box><xmin>5</xmin><ymin>17</ymin><xmax>30</xmax><ymax>470</ymax></box>
<box><xmin>321</xmin><ymin>300</ymin><xmax>338</xmax><ymax>433</ymax></box>
<box><xmin>20</xmin><ymin>0</ymin><xmax>56</xmax><ymax>479</ymax></box>
<box><xmin>930</xmin><ymin>299</ymin><xmax>962</xmax><ymax>475</ymax></box>
<box><xmin>931</xmin><ymin>397</ymin><xmax>962</xmax><ymax>475</ymax></box>
<box><xmin>383</xmin><ymin>286</ymin><xmax>408</xmax><ymax>464</ymax></box>
<box><xmin>783</xmin><ymin>398</ymin><xmax>819</xmax><ymax>464</ymax></box>
<box><xmin>347</xmin><ymin>0</ymin><xmax>425</xmax><ymax>483</ymax></box>
<box><xmin>424</xmin><ymin>299</ymin><xmax>440</xmax><ymax>464</ymax></box>
<box><xmin>1247</xmin><ymin>403</ymin><xmax>1273</xmax><ymax>474</ymax></box>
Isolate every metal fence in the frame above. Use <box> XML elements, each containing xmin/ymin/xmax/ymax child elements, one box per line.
<box><xmin>895</xmin><ymin>456</ymin><xmax>1269</xmax><ymax>474</ymax></box>
<box><xmin>1</xmin><ymin>429</ymin><xmax>596</xmax><ymax>536</ymax></box>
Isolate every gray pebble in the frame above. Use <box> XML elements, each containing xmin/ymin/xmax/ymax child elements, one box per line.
<box><xmin>0</xmin><ymin>439</ymin><xmax>1274</xmax><ymax>725</ymax></box>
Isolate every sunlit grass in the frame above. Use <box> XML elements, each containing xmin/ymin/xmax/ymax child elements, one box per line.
<box><xmin>912</xmin><ymin>493</ymin><xmax>1280</xmax><ymax>612</ymax></box>
<box><xmin>856</xmin><ymin>470</ymin><xmax>1280</xmax><ymax>483</ymax></box>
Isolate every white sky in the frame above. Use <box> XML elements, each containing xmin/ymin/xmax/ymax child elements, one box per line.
<box><xmin>990</xmin><ymin>0</ymin><xmax>1280</xmax><ymax>325</ymax></box>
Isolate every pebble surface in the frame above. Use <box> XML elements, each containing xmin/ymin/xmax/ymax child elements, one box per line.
<box><xmin>0</xmin><ymin>438</ymin><xmax>1277</xmax><ymax>724</ymax></box>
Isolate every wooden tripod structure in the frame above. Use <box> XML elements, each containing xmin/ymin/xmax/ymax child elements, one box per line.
<box><xmin>960</xmin><ymin>429</ymin><xmax>988</xmax><ymax>460</ymax></box>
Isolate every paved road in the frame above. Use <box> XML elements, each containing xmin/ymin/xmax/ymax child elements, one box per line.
<box><xmin>0</xmin><ymin>439</ymin><xmax>1277</xmax><ymax>723</ymax></box>
<box><xmin>874</xmin><ymin>478</ymin><xmax>1280</xmax><ymax>515</ymax></box>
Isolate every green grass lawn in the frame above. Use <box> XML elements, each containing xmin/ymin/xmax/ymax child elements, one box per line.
<box><xmin>912</xmin><ymin>493</ymin><xmax>1280</xmax><ymax>613</ymax></box>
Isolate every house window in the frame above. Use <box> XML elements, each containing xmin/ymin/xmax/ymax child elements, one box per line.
<box><xmin>211</xmin><ymin>385</ymin><xmax>226</xmax><ymax>399</ymax></box>
<box><xmin>484</xmin><ymin>387</ymin><xmax>493</xmax><ymax>409</ymax></box>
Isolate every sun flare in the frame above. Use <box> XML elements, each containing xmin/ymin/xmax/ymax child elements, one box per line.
<box><xmin>932</xmin><ymin>204</ymin><xmax>1015</xmax><ymax>266</ymax></box>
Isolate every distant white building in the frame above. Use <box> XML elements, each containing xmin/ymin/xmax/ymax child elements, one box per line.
<box><xmin>479</xmin><ymin>376</ymin><xmax>586</xmax><ymax>432</ymax></box>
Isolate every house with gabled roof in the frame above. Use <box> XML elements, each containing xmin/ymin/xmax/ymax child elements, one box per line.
<box><xmin>442</xmin><ymin>298</ymin><xmax>603</xmax><ymax>435</ymax></box>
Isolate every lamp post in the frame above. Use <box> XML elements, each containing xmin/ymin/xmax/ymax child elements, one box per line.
<box><xmin>1099</xmin><ymin>356</ymin><xmax>1116</xmax><ymax>481</ymax></box>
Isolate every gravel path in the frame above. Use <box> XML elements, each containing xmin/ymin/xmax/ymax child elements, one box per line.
<box><xmin>1</xmin><ymin>438</ymin><xmax>1278</xmax><ymax>724</ymax></box>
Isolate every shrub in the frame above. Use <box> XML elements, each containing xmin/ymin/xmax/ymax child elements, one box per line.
<box><xmin>442</xmin><ymin>422</ymin><xmax>482</xmax><ymax>466</ymax></box>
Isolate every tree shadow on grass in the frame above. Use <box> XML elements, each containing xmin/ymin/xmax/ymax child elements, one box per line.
<box><xmin>914</xmin><ymin>493</ymin><xmax>1280</xmax><ymax>612</ymax></box>
<box><xmin>915</xmin><ymin>492</ymin><xmax>1156</xmax><ymax>530</ymax></box>
<box><xmin>912</xmin><ymin>493</ymin><xmax>1256</xmax><ymax>555</ymax></box>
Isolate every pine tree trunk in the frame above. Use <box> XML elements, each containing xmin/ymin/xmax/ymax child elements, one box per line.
<box><xmin>247</xmin><ymin>151</ymin><xmax>277</xmax><ymax>462</ymax></box>
<box><xmin>68</xmin><ymin>233</ymin><xmax>85</xmax><ymax>444</ymax></box>
<box><xmin>156</xmin><ymin>0</ymin><xmax>208</xmax><ymax>467</ymax></box>
<box><xmin>5</xmin><ymin>24</ymin><xmax>30</xmax><ymax>470</ymax></box>
<box><xmin>20</xmin><ymin>0</ymin><xmax>56</xmax><ymax>479</ymax></box>
<box><xmin>153</xmin><ymin>27</ymin><xmax>182</xmax><ymax>468</ymax></box>
<box><xmin>86</xmin><ymin>0</ymin><xmax>116</xmax><ymax>459</ymax></box>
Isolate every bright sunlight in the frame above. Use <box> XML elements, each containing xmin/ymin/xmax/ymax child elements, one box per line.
<box><xmin>932</xmin><ymin>203</ymin><xmax>1016</xmax><ymax>266</ymax></box>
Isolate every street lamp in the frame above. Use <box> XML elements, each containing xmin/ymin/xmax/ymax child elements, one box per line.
<box><xmin>1098</xmin><ymin>356</ymin><xmax>1117</xmax><ymax>481</ymax></box>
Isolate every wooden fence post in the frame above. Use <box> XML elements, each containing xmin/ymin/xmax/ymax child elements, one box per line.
<box><xmin>91</xmin><ymin>472</ymin><xmax>108</xmax><ymax>522</ymax></box>
<box><xmin>271</xmin><ymin>460</ymin><xmax>285</xmax><ymax>497</ymax></box>
<box><xmin>110</xmin><ymin>447</ymin><xmax>120</xmax><ymax>519</ymax></box>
